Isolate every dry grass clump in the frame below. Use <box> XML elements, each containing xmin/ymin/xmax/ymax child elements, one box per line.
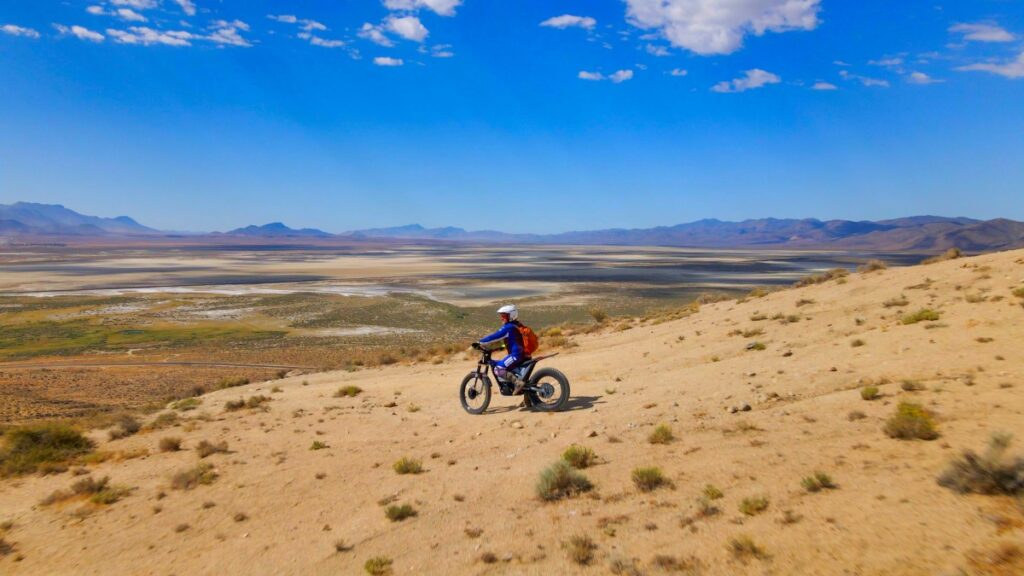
<box><xmin>334</xmin><ymin>385</ymin><xmax>363</xmax><ymax>398</ymax></box>
<box><xmin>703</xmin><ymin>484</ymin><xmax>724</xmax><ymax>500</ymax></box>
<box><xmin>310</xmin><ymin>441</ymin><xmax>328</xmax><ymax>450</ymax></box>
<box><xmin>364</xmin><ymin>556</ymin><xmax>393</xmax><ymax>575</ymax></box>
<box><xmin>739</xmin><ymin>495</ymin><xmax>769</xmax><ymax>516</ymax></box>
<box><xmin>884</xmin><ymin>402</ymin><xmax>939</xmax><ymax>440</ymax></box>
<box><xmin>108</xmin><ymin>415</ymin><xmax>141</xmax><ymax>440</ymax></box>
<box><xmin>392</xmin><ymin>457</ymin><xmax>423</xmax><ymax>475</ymax></box>
<box><xmin>746</xmin><ymin>341</ymin><xmax>766</xmax><ymax>351</ymax></box>
<box><xmin>902</xmin><ymin>308</ymin><xmax>941</xmax><ymax>324</ymax></box>
<box><xmin>883</xmin><ymin>295</ymin><xmax>909</xmax><ymax>308</ymax></box>
<box><xmin>588</xmin><ymin>307</ymin><xmax>609</xmax><ymax>324</ymax></box>
<box><xmin>1013</xmin><ymin>286</ymin><xmax>1024</xmax><ymax>299</ymax></box>
<box><xmin>195</xmin><ymin>440</ymin><xmax>228</xmax><ymax>458</ymax></box>
<box><xmin>742</xmin><ymin>328</ymin><xmax>765</xmax><ymax>338</ymax></box>
<box><xmin>921</xmin><ymin>247</ymin><xmax>962</xmax><ymax>265</ymax></box>
<box><xmin>158</xmin><ymin>437</ymin><xmax>182</xmax><ymax>452</ymax></box>
<box><xmin>652</xmin><ymin>555</ymin><xmax>701</xmax><ymax>572</ymax></box>
<box><xmin>564</xmin><ymin>534</ymin><xmax>597</xmax><ymax>565</ymax></box>
<box><xmin>938</xmin><ymin>433</ymin><xmax>1023</xmax><ymax>496</ymax></box>
<box><xmin>42</xmin><ymin>475</ymin><xmax>130</xmax><ymax>506</ymax></box>
<box><xmin>147</xmin><ymin>412</ymin><xmax>180</xmax><ymax>430</ymax></box>
<box><xmin>850</xmin><ymin>338</ymin><xmax>866</xmax><ymax>348</ymax></box>
<box><xmin>648</xmin><ymin>424</ymin><xmax>674</xmax><ymax>445</ymax></box>
<box><xmin>170</xmin><ymin>462</ymin><xmax>217</xmax><ymax>490</ymax></box>
<box><xmin>729</xmin><ymin>535</ymin><xmax>767</xmax><ymax>562</ymax></box>
<box><xmin>858</xmin><ymin>259</ymin><xmax>887</xmax><ymax>273</ymax></box>
<box><xmin>225</xmin><ymin>395</ymin><xmax>270</xmax><ymax>411</ymax></box>
<box><xmin>901</xmin><ymin>379</ymin><xmax>924</xmax><ymax>392</ymax></box>
<box><xmin>861</xmin><ymin>386</ymin><xmax>880</xmax><ymax>400</ymax></box>
<box><xmin>562</xmin><ymin>445</ymin><xmax>597</xmax><ymax>469</ymax></box>
<box><xmin>0</xmin><ymin>423</ymin><xmax>95</xmax><ymax>477</ymax></box>
<box><xmin>631</xmin><ymin>466</ymin><xmax>668</xmax><ymax>492</ymax></box>
<box><xmin>795</xmin><ymin>268</ymin><xmax>848</xmax><ymax>287</ymax></box>
<box><xmin>170</xmin><ymin>398</ymin><xmax>201</xmax><ymax>412</ymax></box>
<box><xmin>384</xmin><ymin>504</ymin><xmax>417</xmax><ymax>522</ymax></box>
<box><xmin>801</xmin><ymin>471</ymin><xmax>837</xmax><ymax>493</ymax></box>
<box><xmin>965</xmin><ymin>541</ymin><xmax>1024</xmax><ymax>575</ymax></box>
<box><xmin>214</xmin><ymin>376</ymin><xmax>249</xmax><ymax>390</ymax></box>
<box><xmin>536</xmin><ymin>461</ymin><xmax>594</xmax><ymax>501</ymax></box>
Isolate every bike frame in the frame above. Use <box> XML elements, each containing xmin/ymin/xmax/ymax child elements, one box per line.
<box><xmin>474</xmin><ymin>349</ymin><xmax>554</xmax><ymax>396</ymax></box>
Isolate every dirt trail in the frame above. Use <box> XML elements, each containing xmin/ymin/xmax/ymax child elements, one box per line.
<box><xmin>0</xmin><ymin>361</ymin><xmax>313</xmax><ymax>371</ymax></box>
<box><xmin>1</xmin><ymin>249</ymin><xmax>1022</xmax><ymax>575</ymax></box>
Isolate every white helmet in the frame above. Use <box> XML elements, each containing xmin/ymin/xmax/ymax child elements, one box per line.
<box><xmin>497</xmin><ymin>304</ymin><xmax>518</xmax><ymax>321</ymax></box>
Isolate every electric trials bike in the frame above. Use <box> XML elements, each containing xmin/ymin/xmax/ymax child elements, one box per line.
<box><xmin>459</xmin><ymin>340</ymin><xmax>571</xmax><ymax>414</ymax></box>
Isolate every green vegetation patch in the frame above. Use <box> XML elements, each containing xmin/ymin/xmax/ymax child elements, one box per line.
<box><xmin>0</xmin><ymin>423</ymin><xmax>95</xmax><ymax>477</ymax></box>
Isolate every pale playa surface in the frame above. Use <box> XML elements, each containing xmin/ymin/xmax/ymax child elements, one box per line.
<box><xmin>1</xmin><ymin>249</ymin><xmax>1022</xmax><ymax>575</ymax></box>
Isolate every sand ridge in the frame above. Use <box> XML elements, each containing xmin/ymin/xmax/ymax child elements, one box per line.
<box><xmin>1</xmin><ymin>249</ymin><xmax>1022</xmax><ymax>575</ymax></box>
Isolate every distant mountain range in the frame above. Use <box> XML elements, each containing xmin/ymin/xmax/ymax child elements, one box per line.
<box><xmin>3</xmin><ymin>202</ymin><xmax>1023</xmax><ymax>252</ymax></box>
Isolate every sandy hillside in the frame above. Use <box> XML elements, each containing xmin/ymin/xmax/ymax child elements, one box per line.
<box><xmin>1</xmin><ymin>249</ymin><xmax>1023</xmax><ymax>576</ymax></box>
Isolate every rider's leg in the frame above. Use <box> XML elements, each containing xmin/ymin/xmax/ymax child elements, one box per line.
<box><xmin>492</xmin><ymin>355</ymin><xmax>522</xmax><ymax>381</ymax></box>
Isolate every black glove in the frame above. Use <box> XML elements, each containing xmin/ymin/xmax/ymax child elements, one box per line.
<box><xmin>471</xmin><ymin>342</ymin><xmax>481</xmax><ymax>350</ymax></box>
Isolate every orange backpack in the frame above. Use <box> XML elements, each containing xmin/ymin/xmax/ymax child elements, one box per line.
<box><xmin>517</xmin><ymin>323</ymin><xmax>539</xmax><ymax>356</ymax></box>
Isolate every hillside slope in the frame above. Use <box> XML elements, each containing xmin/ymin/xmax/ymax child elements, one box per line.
<box><xmin>1</xmin><ymin>250</ymin><xmax>1023</xmax><ymax>575</ymax></box>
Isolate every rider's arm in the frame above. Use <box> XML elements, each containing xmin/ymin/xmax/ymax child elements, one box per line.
<box><xmin>479</xmin><ymin>323</ymin><xmax>513</xmax><ymax>344</ymax></box>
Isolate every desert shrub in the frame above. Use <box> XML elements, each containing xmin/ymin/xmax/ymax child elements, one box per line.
<box><xmin>588</xmin><ymin>307</ymin><xmax>608</xmax><ymax>324</ymax></box>
<box><xmin>42</xmin><ymin>475</ymin><xmax>129</xmax><ymax>506</ymax></box>
<box><xmin>334</xmin><ymin>385</ymin><xmax>363</xmax><ymax>398</ymax></box>
<box><xmin>858</xmin><ymin>259</ymin><xmax>888</xmax><ymax>273</ymax></box>
<box><xmin>884</xmin><ymin>402</ymin><xmax>938</xmax><ymax>440</ymax></box>
<box><xmin>214</xmin><ymin>376</ymin><xmax>249</xmax><ymax>390</ymax></box>
<box><xmin>648</xmin><ymin>424</ymin><xmax>674</xmax><ymax>445</ymax></box>
<box><xmin>901</xmin><ymin>380</ymin><xmax>924</xmax><ymax>392</ymax></box>
<box><xmin>310</xmin><ymin>441</ymin><xmax>328</xmax><ymax>451</ymax></box>
<box><xmin>861</xmin><ymin>386</ymin><xmax>880</xmax><ymax>400</ymax></box>
<box><xmin>364</xmin><ymin>556</ymin><xmax>393</xmax><ymax>575</ymax></box>
<box><xmin>739</xmin><ymin>496</ymin><xmax>769</xmax><ymax>516</ymax></box>
<box><xmin>171</xmin><ymin>463</ymin><xmax>217</xmax><ymax>490</ymax></box>
<box><xmin>159</xmin><ymin>437</ymin><xmax>182</xmax><ymax>452</ymax></box>
<box><xmin>902</xmin><ymin>309</ymin><xmax>941</xmax><ymax>325</ymax></box>
<box><xmin>562</xmin><ymin>445</ymin><xmax>597</xmax><ymax>469</ymax></box>
<box><xmin>921</xmin><ymin>248</ymin><xmax>962</xmax><ymax>265</ymax></box>
<box><xmin>848</xmin><ymin>410</ymin><xmax>867</xmax><ymax>421</ymax></box>
<box><xmin>246</xmin><ymin>395</ymin><xmax>270</xmax><ymax>409</ymax></box>
<box><xmin>729</xmin><ymin>535</ymin><xmax>766</xmax><ymax>562</ymax></box>
<box><xmin>883</xmin><ymin>295</ymin><xmax>909</xmax><ymax>308</ymax></box>
<box><xmin>384</xmin><ymin>504</ymin><xmax>417</xmax><ymax>522</ymax></box>
<box><xmin>224</xmin><ymin>399</ymin><xmax>245</xmax><ymax>411</ymax></box>
<box><xmin>747</xmin><ymin>341</ymin><xmax>767</xmax><ymax>351</ymax></box>
<box><xmin>801</xmin><ymin>471</ymin><xmax>837</xmax><ymax>493</ymax></box>
<box><xmin>1013</xmin><ymin>287</ymin><xmax>1024</xmax><ymax>299</ymax></box>
<box><xmin>378</xmin><ymin>353</ymin><xmax>398</xmax><ymax>366</ymax></box>
<box><xmin>536</xmin><ymin>461</ymin><xmax>593</xmax><ymax>501</ymax></box>
<box><xmin>565</xmin><ymin>535</ymin><xmax>597</xmax><ymax>565</ymax></box>
<box><xmin>938</xmin><ymin>433</ymin><xmax>1024</xmax><ymax>495</ymax></box>
<box><xmin>703</xmin><ymin>484</ymin><xmax>724</xmax><ymax>500</ymax></box>
<box><xmin>696</xmin><ymin>292</ymin><xmax>732</xmax><ymax>304</ymax></box>
<box><xmin>742</xmin><ymin>328</ymin><xmax>764</xmax><ymax>338</ymax></box>
<box><xmin>0</xmin><ymin>423</ymin><xmax>94</xmax><ymax>477</ymax></box>
<box><xmin>608</xmin><ymin>557</ymin><xmax>643</xmax><ymax>575</ymax></box>
<box><xmin>631</xmin><ymin>466</ymin><xmax>668</xmax><ymax>492</ymax></box>
<box><xmin>795</xmin><ymin>268</ymin><xmax>848</xmax><ymax>287</ymax></box>
<box><xmin>107</xmin><ymin>415</ymin><xmax>142</xmax><ymax>441</ymax></box>
<box><xmin>170</xmin><ymin>398</ymin><xmax>201</xmax><ymax>412</ymax></box>
<box><xmin>851</xmin><ymin>339</ymin><xmax>866</xmax><ymax>348</ymax></box>
<box><xmin>392</xmin><ymin>457</ymin><xmax>423</xmax><ymax>474</ymax></box>
<box><xmin>196</xmin><ymin>440</ymin><xmax>228</xmax><ymax>458</ymax></box>
<box><xmin>406</xmin><ymin>403</ymin><xmax>421</xmax><ymax>413</ymax></box>
<box><xmin>747</xmin><ymin>287</ymin><xmax>769</xmax><ymax>298</ymax></box>
<box><xmin>148</xmin><ymin>412</ymin><xmax>180</xmax><ymax>430</ymax></box>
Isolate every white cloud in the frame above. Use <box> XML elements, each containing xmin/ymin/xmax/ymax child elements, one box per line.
<box><xmin>577</xmin><ymin>70</ymin><xmax>634</xmax><ymax>83</ymax></box>
<box><xmin>645</xmin><ymin>43</ymin><xmax>669</xmax><ymax>56</ymax></box>
<box><xmin>869</xmin><ymin>56</ymin><xmax>903</xmax><ymax>68</ymax></box>
<box><xmin>207</xmin><ymin>20</ymin><xmax>251</xmax><ymax>47</ymax></box>
<box><xmin>116</xmin><ymin>9</ymin><xmax>147</xmax><ymax>22</ymax></box>
<box><xmin>540</xmin><ymin>15</ymin><xmax>597</xmax><ymax>30</ymax></box>
<box><xmin>359</xmin><ymin>23</ymin><xmax>394</xmax><ymax>46</ymax></box>
<box><xmin>385</xmin><ymin>15</ymin><xmax>428</xmax><ymax>42</ymax></box>
<box><xmin>625</xmin><ymin>0</ymin><xmax>820</xmax><ymax>55</ymax></box>
<box><xmin>173</xmin><ymin>0</ymin><xmax>197</xmax><ymax>17</ymax></box>
<box><xmin>907</xmin><ymin>71</ymin><xmax>942</xmax><ymax>85</ymax></box>
<box><xmin>956</xmin><ymin>51</ymin><xmax>1024</xmax><ymax>79</ymax></box>
<box><xmin>268</xmin><ymin>15</ymin><xmax>299</xmax><ymax>24</ymax></box>
<box><xmin>383</xmin><ymin>0</ymin><xmax>462</xmax><ymax>17</ymax></box>
<box><xmin>107</xmin><ymin>26</ymin><xmax>194</xmax><ymax>46</ymax></box>
<box><xmin>53</xmin><ymin>24</ymin><xmax>105</xmax><ymax>42</ymax></box>
<box><xmin>110</xmin><ymin>0</ymin><xmax>158</xmax><ymax>9</ymax></box>
<box><xmin>299</xmin><ymin>32</ymin><xmax>344</xmax><ymax>48</ymax></box>
<box><xmin>838</xmin><ymin>69</ymin><xmax>889</xmax><ymax>87</ymax></box>
<box><xmin>949</xmin><ymin>23</ymin><xmax>1015</xmax><ymax>43</ymax></box>
<box><xmin>669</xmin><ymin>68</ymin><xmax>688</xmax><ymax>76</ymax></box>
<box><xmin>610</xmin><ymin>69</ymin><xmax>634</xmax><ymax>83</ymax></box>
<box><xmin>811</xmin><ymin>81</ymin><xmax>837</xmax><ymax>90</ymax></box>
<box><xmin>712</xmin><ymin>68</ymin><xmax>780</xmax><ymax>92</ymax></box>
<box><xmin>430</xmin><ymin>44</ymin><xmax>454</xmax><ymax>58</ymax></box>
<box><xmin>1</xmin><ymin>24</ymin><xmax>40</xmax><ymax>39</ymax></box>
<box><xmin>301</xmin><ymin>20</ymin><xmax>327</xmax><ymax>32</ymax></box>
<box><xmin>374</xmin><ymin>56</ymin><xmax>404</xmax><ymax>66</ymax></box>
<box><xmin>87</xmin><ymin>6</ymin><xmax>105</xmax><ymax>15</ymax></box>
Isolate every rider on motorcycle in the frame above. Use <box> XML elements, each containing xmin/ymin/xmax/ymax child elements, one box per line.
<box><xmin>478</xmin><ymin>304</ymin><xmax>529</xmax><ymax>394</ymax></box>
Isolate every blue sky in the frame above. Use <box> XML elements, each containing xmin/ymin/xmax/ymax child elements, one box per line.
<box><xmin>1</xmin><ymin>1</ymin><xmax>1022</xmax><ymax>233</ymax></box>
